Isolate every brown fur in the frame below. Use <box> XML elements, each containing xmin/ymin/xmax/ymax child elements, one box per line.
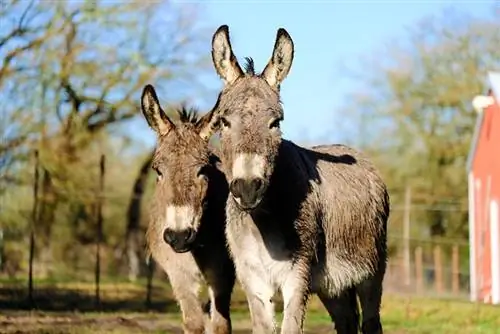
<box><xmin>141</xmin><ymin>85</ymin><xmax>235</xmax><ymax>334</ymax></box>
<box><xmin>204</xmin><ymin>25</ymin><xmax>390</xmax><ymax>334</ymax></box>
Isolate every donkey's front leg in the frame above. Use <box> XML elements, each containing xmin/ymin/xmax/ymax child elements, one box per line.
<box><xmin>280</xmin><ymin>272</ymin><xmax>310</xmax><ymax>334</ymax></box>
<box><xmin>169</xmin><ymin>273</ymin><xmax>206</xmax><ymax>334</ymax></box>
<box><xmin>208</xmin><ymin>276</ymin><xmax>235</xmax><ymax>334</ymax></box>
<box><xmin>240</xmin><ymin>273</ymin><xmax>276</xmax><ymax>334</ymax></box>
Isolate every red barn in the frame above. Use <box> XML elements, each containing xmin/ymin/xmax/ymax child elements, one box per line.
<box><xmin>467</xmin><ymin>71</ymin><xmax>500</xmax><ymax>304</ymax></box>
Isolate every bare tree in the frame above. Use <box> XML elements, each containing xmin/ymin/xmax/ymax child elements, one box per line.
<box><xmin>0</xmin><ymin>0</ymin><xmax>213</xmax><ymax>273</ymax></box>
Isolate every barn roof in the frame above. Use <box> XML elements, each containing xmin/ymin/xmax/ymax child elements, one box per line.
<box><xmin>467</xmin><ymin>71</ymin><xmax>500</xmax><ymax>172</ymax></box>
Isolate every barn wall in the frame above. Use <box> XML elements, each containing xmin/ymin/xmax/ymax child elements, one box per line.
<box><xmin>468</xmin><ymin>172</ymin><xmax>477</xmax><ymax>301</ymax></box>
<box><xmin>491</xmin><ymin>200</ymin><xmax>499</xmax><ymax>304</ymax></box>
<box><xmin>488</xmin><ymin>99</ymin><xmax>500</xmax><ymax>304</ymax></box>
<box><xmin>470</xmin><ymin>98</ymin><xmax>500</xmax><ymax>304</ymax></box>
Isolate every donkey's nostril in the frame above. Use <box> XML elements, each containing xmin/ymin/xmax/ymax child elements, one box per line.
<box><xmin>230</xmin><ymin>178</ymin><xmax>244</xmax><ymax>198</ymax></box>
<box><xmin>251</xmin><ymin>178</ymin><xmax>265</xmax><ymax>194</ymax></box>
<box><xmin>184</xmin><ymin>227</ymin><xmax>196</xmax><ymax>243</ymax></box>
<box><xmin>163</xmin><ymin>228</ymin><xmax>176</xmax><ymax>245</ymax></box>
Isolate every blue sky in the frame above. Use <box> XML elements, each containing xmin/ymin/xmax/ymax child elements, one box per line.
<box><xmin>136</xmin><ymin>1</ymin><xmax>495</xmax><ymax>148</ymax></box>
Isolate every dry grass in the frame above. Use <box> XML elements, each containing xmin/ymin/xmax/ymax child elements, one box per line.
<box><xmin>0</xmin><ymin>280</ymin><xmax>499</xmax><ymax>333</ymax></box>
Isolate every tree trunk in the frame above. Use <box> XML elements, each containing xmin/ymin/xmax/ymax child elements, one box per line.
<box><xmin>37</xmin><ymin>169</ymin><xmax>58</xmax><ymax>276</ymax></box>
<box><xmin>125</xmin><ymin>151</ymin><xmax>153</xmax><ymax>281</ymax></box>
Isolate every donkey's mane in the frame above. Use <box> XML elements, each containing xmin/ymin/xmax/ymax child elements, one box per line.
<box><xmin>243</xmin><ymin>57</ymin><xmax>256</xmax><ymax>76</ymax></box>
<box><xmin>176</xmin><ymin>104</ymin><xmax>201</xmax><ymax>125</ymax></box>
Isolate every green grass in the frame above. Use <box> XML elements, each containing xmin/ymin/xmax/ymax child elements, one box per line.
<box><xmin>1</xmin><ymin>280</ymin><xmax>499</xmax><ymax>333</ymax></box>
<box><xmin>371</xmin><ymin>295</ymin><xmax>498</xmax><ymax>333</ymax></box>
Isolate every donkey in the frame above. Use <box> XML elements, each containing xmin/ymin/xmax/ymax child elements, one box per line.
<box><xmin>200</xmin><ymin>25</ymin><xmax>390</xmax><ymax>334</ymax></box>
<box><xmin>141</xmin><ymin>84</ymin><xmax>235</xmax><ymax>334</ymax></box>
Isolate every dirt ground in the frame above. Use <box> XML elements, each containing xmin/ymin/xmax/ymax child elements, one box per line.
<box><xmin>1</xmin><ymin>312</ymin><xmax>179</xmax><ymax>334</ymax></box>
<box><xmin>0</xmin><ymin>312</ymin><xmax>339</xmax><ymax>334</ymax></box>
<box><xmin>0</xmin><ymin>311</ymin><xmax>416</xmax><ymax>334</ymax></box>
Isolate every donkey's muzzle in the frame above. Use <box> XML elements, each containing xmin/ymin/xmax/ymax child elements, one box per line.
<box><xmin>229</xmin><ymin>177</ymin><xmax>267</xmax><ymax>210</ymax></box>
<box><xmin>163</xmin><ymin>228</ymin><xmax>196</xmax><ymax>253</ymax></box>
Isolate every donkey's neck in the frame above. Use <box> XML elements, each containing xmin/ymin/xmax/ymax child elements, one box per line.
<box><xmin>256</xmin><ymin>139</ymin><xmax>318</xmax><ymax>221</ymax></box>
<box><xmin>196</xmin><ymin>153</ymin><xmax>229</xmax><ymax>245</ymax></box>
<box><xmin>271</xmin><ymin>139</ymin><xmax>318</xmax><ymax>193</ymax></box>
<box><xmin>244</xmin><ymin>139</ymin><xmax>319</xmax><ymax>257</ymax></box>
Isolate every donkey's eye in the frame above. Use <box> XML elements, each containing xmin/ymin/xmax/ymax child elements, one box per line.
<box><xmin>197</xmin><ymin>166</ymin><xmax>210</xmax><ymax>182</ymax></box>
<box><xmin>269</xmin><ymin>117</ymin><xmax>282</xmax><ymax>129</ymax></box>
<box><xmin>152</xmin><ymin>166</ymin><xmax>163</xmax><ymax>181</ymax></box>
<box><xmin>219</xmin><ymin>117</ymin><xmax>231</xmax><ymax>129</ymax></box>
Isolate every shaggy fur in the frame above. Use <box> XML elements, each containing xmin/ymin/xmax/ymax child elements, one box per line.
<box><xmin>141</xmin><ymin>84</ymin><xmax>235</xmax><ymax>334</ymax></box>
<box><xmin>204</xmin><ymin>25</ymin><xmax>390</xmax><ymax>334</ymax></box>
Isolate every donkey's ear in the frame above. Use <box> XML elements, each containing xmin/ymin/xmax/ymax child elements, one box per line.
<box><xmin>196</xmin><ymin>108</ymin><xmax>219</xmax><ymax>141</ymax></box>
<box><xmin>262</xmin><ymin>28</ymin><xmax>294</xmax><ymax>89</ymax></box>
<box><xmin>211</xmin><ymin>25</ymin><xmax>244</xmax><ymax>85</ymax></box>
<box><xmin>141</xmin><ymin>84</ymin><xmax>174</xmax><ymax>136</ymax></box>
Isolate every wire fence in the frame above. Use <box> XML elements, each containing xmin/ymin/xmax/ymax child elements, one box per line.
<box><xmin>0</xmin><ymin>150</ymin><xmax>478</xmax><ymax>314</ymax></box>
<box><xmin>0</xmin><ymin>240</ymin><xmax>474</xmax><ymax>313</ymax></box>
<box><xmin>384</xmin><ymin>240</ymin><xmax>471</xmax><ymax>299</ymax></box>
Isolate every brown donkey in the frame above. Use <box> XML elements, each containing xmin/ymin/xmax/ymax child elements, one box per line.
<box><xmin>200</xmin><ymin>26</ymin><xmax>390</xmax><ymax>334</ymax></box>
<box><xmin>141</xmin><ymin>84</ymin><xmax>235</xmax><ymax>334</ymax></box>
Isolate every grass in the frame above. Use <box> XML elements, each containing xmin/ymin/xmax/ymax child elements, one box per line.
<box><xmin>1</xmin><ymin>280</ymin><xmax>499</xmax><ymax>333</ymax></box>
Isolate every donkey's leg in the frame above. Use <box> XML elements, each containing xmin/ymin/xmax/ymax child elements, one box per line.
<box><xmin>207</xmin><ymin>271</ymin><xmax>235</xmax><ymax>334</ymax></box>
<box><xmin>355</xmin><ymin>268</ymin><xmax>385</xmax><ymax>334</ymax></box>
<box><xmin>168</xmin><ymin>271</ymin><xmax>206</xmax><ymax>334</ymax></box>
<box><xmin>160</xmin><ymin>256</ymin><xmax>206</xmax><ymax>334</ymax></box>
<box><xmin>239</xmin><ymin>271</ymin><xmax>276</xmax><ymax>334</ymax></box>
<box><xmin>318</xmin><ymin>287</ymin><xmax>360</xmax><ymax>334</ymax></box>
<box><xmin>280</xmin><ymin>273</ymin><xmax>310</xmax><ymax>334</ymax></box>
<box><xmin>153</xmin><ymin>249</ymin><xmax>205</xmax><ymax>334</ymax></box>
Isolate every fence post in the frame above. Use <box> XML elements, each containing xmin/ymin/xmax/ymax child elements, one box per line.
<box><xmin>95</xmin><ymin>154</ymin><xmax>105</xmax><ymax>309</ymax></box>
<box><xmin>403</xmin><ymin>186</ymin><xmax>412</xmax><ymax>287</ymax></box>
<box><xmin>146</xmin><ymin>255</ymin><xmax>155</xmax><ymax>309</ymax></box>
<box><xmin>452</xmin><ymin>244</ymin><xmax>460</xmax><ymax>295</ymax></box>
<box><xmin>434</xmin><ymin>245</ymin><xmax>443</xmax><ymax>294</ymax></box>
<box><xmin>28</xmin><ymin>150</ymin><xmax>40</xmax><ymax>308</ymax></box>
<box><xmin>415</xmin><ymin>246</ymin><xmax>423</xmax><ymax>293</ymax></box>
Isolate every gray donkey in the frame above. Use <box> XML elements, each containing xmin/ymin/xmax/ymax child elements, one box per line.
<box><xmin>141</xmin><ymin>84</ymin><xmax>235</xmax><ymax>334</ymax></box>
<box><xmin>199</xmin><ymin>25</ymin><xmax>390</xmax><ymax>334</ymax></box>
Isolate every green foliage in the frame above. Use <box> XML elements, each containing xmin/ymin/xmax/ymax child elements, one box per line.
<box><xmin>0</xmin><ymin>0</ymin><xmax>214</xmax><ymax>277</ymax></box>
<box><xmin>337</xmin><ymin>9</ymin><xmax>500</xmax><ymax>240</ymax></box>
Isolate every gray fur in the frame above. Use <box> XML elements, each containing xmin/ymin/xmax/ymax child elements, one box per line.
<box><xmin>141</xmin><ymin>84</ymin><xmax>235</xmax><ymax>334</ymax></box>
<box><xmin>206</xmin><ymin>25</ymin><xmax>389</xmax><ymax>334</ymax></box>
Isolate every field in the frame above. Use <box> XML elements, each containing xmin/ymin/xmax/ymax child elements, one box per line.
<box><xmin>1</xmin><ymin>280</ymin><xmax>499</xmax><ymax>333</ymax></box>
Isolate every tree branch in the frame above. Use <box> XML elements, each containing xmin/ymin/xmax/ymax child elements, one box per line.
<box><xmin>0</xmin><ymin>135</ymin><xmax>28</xmax><ymax>156</ymax></box>
<box><xmin>0</xmin><ymin>37</ymin><xmax>43</xmax><ymax>82</ymax></box>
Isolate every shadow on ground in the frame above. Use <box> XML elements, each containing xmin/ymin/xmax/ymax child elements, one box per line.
<box><xmin>0</xmin><ymin>284</ymin><xmax>177</xmax><ymax>313</ymax></box>
<box><xmin>0</xmin><ymin>282</ymin><xmax>340</xmax><ymax>333</ymax></box>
